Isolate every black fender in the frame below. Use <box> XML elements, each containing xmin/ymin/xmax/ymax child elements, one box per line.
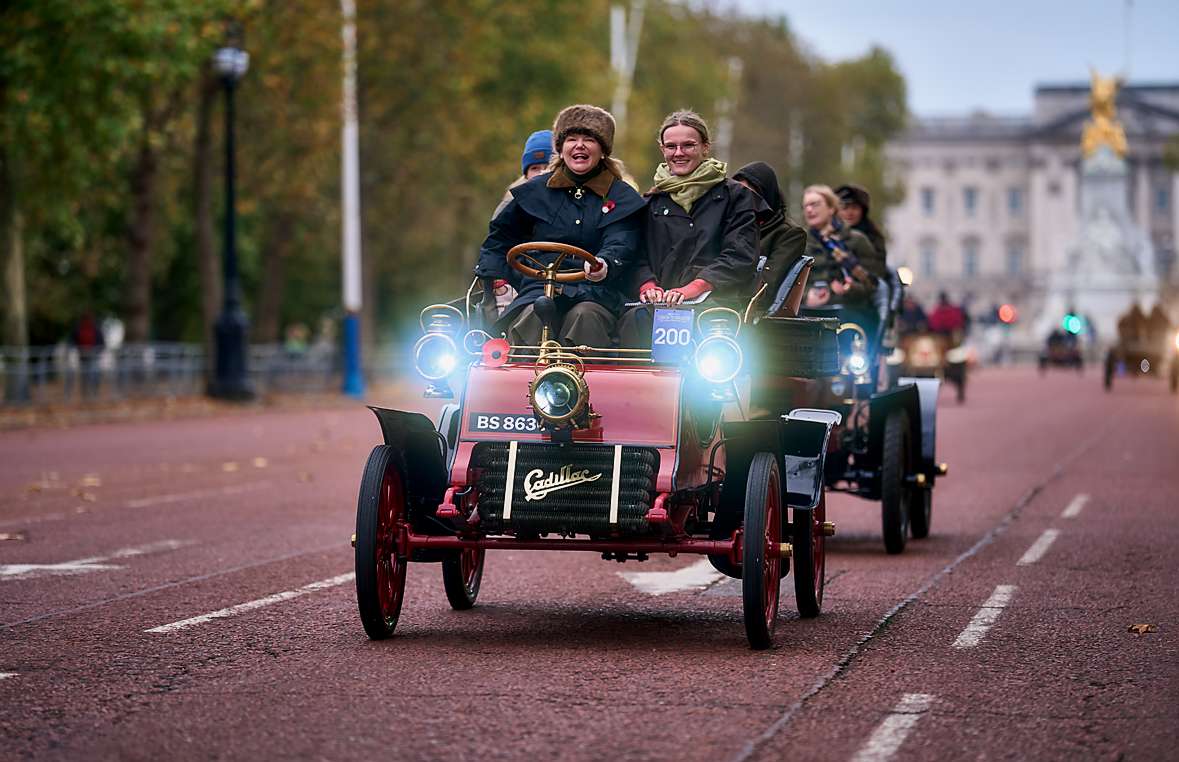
<box><xmin>713</xmin><ymin>415</ymin><xmax>835</xmax><ymax>536</ymax></box>
<box><xmin>367</xmin><ymin>406</ymin><xmax>449</xmax><ymax>508</ymax></box>
<box><xmin>879</xmin><ymin>378</ymin><xmax>939</xmax><ymax>479</ymax></box>
<box><xmin>867</xmin><ymin>382</ymin><xmax>923</xmax><ymax>472</ymax></box>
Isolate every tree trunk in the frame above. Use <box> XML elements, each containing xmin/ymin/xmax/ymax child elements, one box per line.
<box><xmin>254</xmin><ymin>210</ymin><xmax>294</xmax><ymax>343</ymax></box>
<box><xmin>125</xmin><ymin>131</ymin><xmax>158</xmax><ymax>343</ymax></box>
<box><xmin>1</xmin><ymin>144</ymin><xmax>26</xmax><ymax>350</ymax></box>
<box><xmin>193</xmin><ymin>69</ymin><xmax>221</xmax><ymax>375</ymax></box>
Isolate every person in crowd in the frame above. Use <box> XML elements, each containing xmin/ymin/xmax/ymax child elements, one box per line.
<box><xmin>732</xmin><ymin>161</ymin><xmax>806</xmax><ymax>311</ymax></box>
<box><xmin>835</xmin><ymin>183</ymin><xmax>887</xmax><ymax>277</ymax></box>
<box><xmin>1146</xmin><ymin>303</ymin><xmax>1173</xmax><ymax>346</ymax></box>
<box><xmin>1116</xmin><ymin>302</ymin><xmax>1147</xmax><ymax>345</ymax></box>
<box><xmin>927</xmin><ymin>292</ymin><xmax>966</xmax><ymax>337</ymax></box>
<box><xmin>475</xmin><ymin>105</ymin><xmax>644</xmax><ymax>348</ymax></box>
<box><xmin>800</xmin><ymin>184</ymin><xmax>877</xmax><ymax>309</ymax></box>
<box><xmin>71</xmin><ymin>310</ymin><xmax>105</xmax><ymax>398</ymax></box>
<box><xmin>618</xmin><ymin>110</ymin><xmax>762</xmax><ymax>347</ymax></box>
<box><xmin>895</xmin><ymin>294</ymin><xmax>928</xmax><ymax>336</ymax></box>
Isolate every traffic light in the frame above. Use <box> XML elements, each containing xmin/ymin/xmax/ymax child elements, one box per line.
<box><xmin>1062</xmin><ymin>313</ymin><xmax>1085</xmax><ymax>335</ymax></box>
<box><xmin>998</xmin><ymin>304</ymin><xmax>1018</xmax><ymax>324</ymax></box>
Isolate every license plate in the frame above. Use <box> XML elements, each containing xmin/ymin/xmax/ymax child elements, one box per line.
<box><xmin>652</xmin><ymin>308</ymin><xmax>694</xmax><ymax>364</ymax></box>
<box><xmin>468</xmin><ymin>413</ymin><xmax>541</xmax><ymax>433</ymax></box>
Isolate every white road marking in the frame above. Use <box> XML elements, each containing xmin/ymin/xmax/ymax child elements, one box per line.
<box><xmin>953</xmin><ymin>584</ymin><xmax>1017</xmax><ymax>649</ymax></box>
<box><xmin>0</xmin><ymin>539</ymin><xmax>192</xmax><ymax>582</ymax></box>
<box><xmin>1017</xmin><ymin>528</ymin><xmax>1060</xmax><ymax>565</ymax></box>
<box><xmin>619</xmin><ymin>559</ymin><xmax>725</xmax><ymax>596</ymax></box>
<box><xmin>125</xmin><ymin>481</ymin><xmax>271</xmax><ymax>509</ymax></box>
<box><xmin>851</xmin><ymin>693</ymin><xmax>936</xmax><ymax>762</ymax></box>
<box><xmin>146</xmin><ymin>572</ymin><xmax>355</xmax><ymax>633</ymax></box>
<box><xmin>0</xmin><ymin>672</ymin><xmax>16</xmax><ymax>681</ymax></box>
<box><xmin>1061</xmin><ymin>494</ymin><xmax>1089</xmax><ymax>519</ymax></box>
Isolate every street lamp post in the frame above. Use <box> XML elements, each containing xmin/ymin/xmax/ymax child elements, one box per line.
<box><xmin>208</xmin><ymin>40</ymin><xmax>255</xmax><ymax>401</ymax></box>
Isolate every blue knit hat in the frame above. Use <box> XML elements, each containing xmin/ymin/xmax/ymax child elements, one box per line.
<box><xmin>521</xmin><ymin>129</ymin><xmax>554</xmax><ymax>175</ymax></box>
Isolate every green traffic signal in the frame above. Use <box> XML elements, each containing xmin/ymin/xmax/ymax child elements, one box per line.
<box><xmin>1062</xmin><ymin>314</ymin><xmax>1084</xmax><ymax>335</ymax></box>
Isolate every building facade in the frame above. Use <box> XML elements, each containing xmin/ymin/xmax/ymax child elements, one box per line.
<box><xmin>883</xmin><ymin>82</ymin><xmax>1179</xmax><ymax>334</ymax></box>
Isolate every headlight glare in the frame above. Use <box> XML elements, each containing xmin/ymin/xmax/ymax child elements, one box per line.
<box><xmin>529</xmin><ymin>366</ymin><xmax>588</xmax><ymax>424</ymax></box>
<box><xmin>695</xmin><ymin>335</ymin><xmax>743</xmax><ymax>384</ymax></box>
<box><xmin>847</xmin><ymin>352</ymin><xmax>869</xmax><ymax>376</ymax></box>
<box><xmin>413</xmin><ymin>333</ymin><xmax>459</xmax><ymax>380</ymax></box>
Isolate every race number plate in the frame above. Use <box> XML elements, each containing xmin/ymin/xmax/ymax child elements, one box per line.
<box><xmin>651</xmin><ymin>308</ymin><xmax>695</xmax><ymax>364</ymax></box>
<box><xmin>468</xmin><ymin>412</ymin><xmax>541</xmax><ymax>433</ymax></box>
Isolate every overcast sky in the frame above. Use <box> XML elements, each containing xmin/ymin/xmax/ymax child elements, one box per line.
<box><xmin>728</xmin><ymin>0</ymin><xmax>1179</xmax><ymax>116</ymax></box>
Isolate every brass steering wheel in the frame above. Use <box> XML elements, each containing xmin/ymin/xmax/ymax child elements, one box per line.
<box><xmin>507</xmin><ymin>241</ymin><xmax>597</xmax><ymax>284</ymax></box>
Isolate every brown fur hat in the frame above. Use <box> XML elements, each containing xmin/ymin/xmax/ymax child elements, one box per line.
<box><xmin>552</xmin><ymin>104</ymin><xmax>616</xmax><ymax>156</ymax></box>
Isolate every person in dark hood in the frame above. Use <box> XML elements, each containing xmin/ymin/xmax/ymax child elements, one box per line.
<box><xmin>733</xmin><ymin>161</ymin><xmax>806</xmax><ymax>311</ymax></box>
<box><xmin>618</xmin><ymin>110</ymin><xmax>762</xmax><ymax>347</ymax></box>
<box><xmin>475</xmin><ymin>105</ymin><xmax>644</xmax><ymax>348</ymax></box>
<box><xmin>835</xmin><ymin>183</ymin><xmax>887</xmax><ymax>278</ymax></box>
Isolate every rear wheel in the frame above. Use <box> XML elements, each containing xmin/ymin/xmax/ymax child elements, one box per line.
<box><xmin>442</xmin><ymin>547</ymin><xmax>485</xmax><ymax>610</ymax></box>
<box><xmin>1170</xmin><ymin>361</ymin><xmax>1178</xmax><ymax>394</ymax></box>
<box><xmin>355</xmin><ymin>445</ymin><xmax>408</xmax><ymax>640</ymax></box>
<box><xmin>1104</xmin><ymin>351</ymin><xmax>1115</xmax><ymax>391</ymax></box>
<box><xmin>910</xmin><ymin>487</ymin><xmax>933</xmax><ymax>539</ymax></box>
<box><xmin>742</xmin><ymin>453</ymin><xmax>782</xmax><ymax>650</ymax></box>
<box><xmin>792</xmin><ymin>492</ymin><xmax>826</xmax><ymax>618</ymax></box>
<box><xmin>881</xmin><ymin>411</ymin><xmax>911</xmax><ymax>555</ymax></box>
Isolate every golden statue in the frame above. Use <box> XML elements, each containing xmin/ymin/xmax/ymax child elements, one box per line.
<box><xmin>1081</xmin><ymin>69</ymin><xmax>1127</xmax><ymax>158</ymax></box>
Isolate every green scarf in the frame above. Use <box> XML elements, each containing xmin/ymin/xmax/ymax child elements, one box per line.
<box><xmin>653</xmin><ymin>157</ymin><xmax>728</xmax><ymax>214</ymax></box>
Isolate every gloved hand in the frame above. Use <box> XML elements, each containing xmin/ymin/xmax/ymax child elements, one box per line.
<box><xmin>583</xmin><ymin>257</ymin><xmax>608</xmax><ymax>283</ymax></box>
<box><xmin>664</xmin><ymin>278</ymin><xmax>712</xmax><ymax>306</ymax></box>
<box><xmin>638</xmin><ymin>279</ymin><xmax>664</xmax><ymax>304</ymax></box>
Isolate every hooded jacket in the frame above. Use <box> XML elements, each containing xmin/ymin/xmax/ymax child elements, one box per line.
<box><xmin>635</xmin><ymin>177</ymin><xmax>762</xmax><ymax>301</ymax></box>
<box><xmin>475</xmin><ymin>167</ymin><xmax>645</xmax><ymax>316</ymax></box>
<box><xmin>733</xmin><ymin>162</ymin><xmax>807</xmax><ymax>305</ymax></box>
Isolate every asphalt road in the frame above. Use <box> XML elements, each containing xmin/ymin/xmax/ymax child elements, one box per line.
<box><xmin>1</xmin><ymin>367</ymin><xmax>1175</xmax><ymax>761</ymax></box>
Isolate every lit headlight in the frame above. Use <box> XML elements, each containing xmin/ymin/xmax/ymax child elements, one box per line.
<box><xmin>846</xmin><ymin>351</ymin><xmax>869</xmax><ymax>377</ymax></box>
<box><xmin>695</xmin><ymin>335</ymin><xmax>743</xmax><ymax>384</ymax></box>
<box><xmin>413</xmin><ymin>333</ymin><xmax>458</xmax><ymax>380</ymax></box>
<box><xmin>529</xmin><ymin>365</ymin><xmax>588</xmax><ymax>425</ymax></box>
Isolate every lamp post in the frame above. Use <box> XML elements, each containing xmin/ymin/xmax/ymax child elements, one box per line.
<box><xmin>208</xmin><ymin>38</ymin><xmax>255</xmax><ymax>400</ymax></box>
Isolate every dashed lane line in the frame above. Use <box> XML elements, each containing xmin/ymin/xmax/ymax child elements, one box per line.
<box><xmin>0</xmin><ymin>673</ymin><xmax>16</xmax><ymax>681</ymax></box>
<box><xmin>952</xmin><ymin>585</ymin><xmax>1017</xmax><ymax>649</ymax></box>
<box><xmin>850</xmin><ymin>693</ymin><xmax>936</xmax><ymax>762</ymax></box>
<box><xmin>1061</xmin><ymin>493</ymin><xmax>1089</xmax><ymax>519</ymax></box>
<box><xmin>0</xmin><ymin>542</ymin><xmax>347</xmax><ymax>631</ymax></box>
<box><xmin>729</xmin><ymin>429</ymin><xmax>1105</xmax><ymax>762</ymax></box>
<box><xmin>1017</xmin><ymin>528</ymin><xmax>1060</xmax><ymax>565</ymax></box>
<box><xmin>0</xmin><ymin>540</ymin><xmax>192</xmax><ymax>582</ymax></box>
<box><xmin>146</xmin><ymin>572</ymin><xmax>355</xmax><ymax>633</ymax></box>
<box><xmin>124</xmin><ymin>481</ymin><xmax>272</xmax><ymax>509</ymax></box>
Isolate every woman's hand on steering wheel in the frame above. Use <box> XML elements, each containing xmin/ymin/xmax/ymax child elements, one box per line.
<box><xmin>506</xmin><ymin>242</ymin><xmax>598</xmax><ymax>284</ymax></box>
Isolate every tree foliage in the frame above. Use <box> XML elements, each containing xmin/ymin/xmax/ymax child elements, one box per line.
<box><xmin>2</xmin><ymin>0</ymin><xmax>908</xmax><ymax>348</ymax></box>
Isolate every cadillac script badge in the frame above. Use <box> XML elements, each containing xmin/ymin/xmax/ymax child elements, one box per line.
<box><xmin>523</xmin><ymin>464</ymin><xmax>602</xmax><ymax>501</ymax></box>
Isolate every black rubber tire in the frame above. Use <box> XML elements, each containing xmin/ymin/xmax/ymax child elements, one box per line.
<box><xmin>1170</xmin><ymin>362</ymin><xmax>1178</xmax><ymax>394</ymax></box>
<box><xmin>910</xmin><ymin>487</ymin><xmax>932</xmax><ymax>539</ymax></box>
<box><xmin>355</xmin><ymin>445</ymin><xmax>408</xmax><ymax>640</ymax></box>
<box><xmin>955</xmin><ymin>375</ymin><xmax>966</xmax><ymax>404</ymax></box>
<box><xmin>881</xmin><ymin>411</ymin><xmax>911</xmax><ymax>555</ymax></box>
<box><xmin>742</xmin><ymin>453</ymin><xmax>782</xmax><ymax>650</ymax></box>
<box><xmin>442</xmin><ymin>548</ymin><xmax>485</xmax><ymax>610</ymax></box>
<box><xmin>792</xmin><ymin>492</ymin><xmax>826</xmax><ymax>618</ymax></box>
<box><xmin>1104</xmin><ymin>352</ymin><xmax>1114</xmax><ymax>391</ymax></box>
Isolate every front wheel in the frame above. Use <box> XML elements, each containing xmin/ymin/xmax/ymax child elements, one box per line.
<box><xmin>881</xmin><ymin>410</ymin><xmax>912</xmax><ymax>555</ymax></box>
<box><xmin>1170</xmin><ymin>361</ymin><xmax>1177</xmax><ymax>394</ymax></box>
<box><xmin>742</xmin><ymin>452</ymin><xmax>782</xmax><ymax>650</ymax></box>
<box><xmin>355</xmin><ymin>445</ymin><xmax>409</xmax><ymax>640</ymax></box>
<box><xmin>910</xmin><ymin>487</ymin><xmax>933</xmax><ymax>539</ymax></box>
<box><xmin>1104</xmin><ymin>351</ymin><xmax>1115</xmax><ymax>391</ymax></box>
<box><xmin>442</xmin><ymin>548</ymin><xmax>485</xmax><ymax>609</ymax></box>
<box><xmin>792</xmin><ymin>492</ymin><xmax>826</xmax><ymax>618</ymax></box>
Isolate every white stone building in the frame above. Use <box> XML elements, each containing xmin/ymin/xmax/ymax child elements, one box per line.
<box><xmin>883</xmin><ymin>82</ymin><xmax>1179</xmax><ymax>337</ymax></box>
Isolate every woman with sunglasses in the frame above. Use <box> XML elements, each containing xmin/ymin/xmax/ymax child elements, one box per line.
<box><xmin>619</xmin><ymin>110</ymin><xmax>762</xmax><ymax>347</ymax></box>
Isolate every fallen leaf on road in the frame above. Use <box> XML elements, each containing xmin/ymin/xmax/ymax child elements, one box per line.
<box><xmin>81</xmin><ymin>492</ymin><xmax>97</xmax><ymax>502</ymax></box>
<box><xmin>79</xmin><ymin>474</ymin><xmax>102</xmax><ymax>487</ymax></box>
<box><xmin>74</xmin><ymin>506</ymin><xmax>89</xmax><ymax>514</ymax></box>
<box><xmin>253</xmin><ymin>457</ymin><xmax>269</xmax><ymax>468</ymax></box>
<box><xmin>26</xmin><ymin>483</ymin><xmax>43</xmax><ymax>494</ymax></box>
<box><xmin>1128</xmin><ymin>624</ymin><xmax>1157</xmax><ymax>635</ymax></box>
<box><xmin>298</xmin><ymin>471</ymin><xmax>314</xmax><ymax>483</ymax></box>
<box><xmin>0</xmin><ymin>531</ymin><xmax>28</xmax><ymax>542</ymax></box>
<box><xmin>222</xmin><ymin>462</ymin><xmax>239</xmax><ymax>472</ymax></box>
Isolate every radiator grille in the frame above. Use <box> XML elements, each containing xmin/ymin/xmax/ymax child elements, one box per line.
<box><xmin>474</xmin><ymin>443</ymin><xmax>659</xmax><ymax>535</ymax></box>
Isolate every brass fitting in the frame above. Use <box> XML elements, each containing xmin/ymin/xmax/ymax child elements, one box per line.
<box><xmin>822</xmin><ymin>521</ymin><xmax>837</xmax><ymax>537</ymax></box>
<box><xmin>778</xmin><ymin>543</ymin><xmax>793</xmax><ymax>559</ymax></box>
<box><xmin>937</xmin><ymin>462</ymin><xmax>949</xmax><ymax>476</ymax></box>
<box><xmin>915</xmin><ymin>473</ymin><xmax>927</xmax><ymax>487</ymax></box>
<box><xmin>350</xmin><ymin>533</ymin><xmax>357</xmax><ymax>548</ymax></box>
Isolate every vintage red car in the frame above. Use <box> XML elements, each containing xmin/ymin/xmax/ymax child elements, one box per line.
<box><xmin>353</xmin><ymin>242</ymin><xmax>838</xmax><ymax>649</ymax></box>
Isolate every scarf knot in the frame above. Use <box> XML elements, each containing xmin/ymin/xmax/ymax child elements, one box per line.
<box><xmin>652</xmin><ymin>158</ymin><xmax>727</xmax><ymax>213</ymax></box>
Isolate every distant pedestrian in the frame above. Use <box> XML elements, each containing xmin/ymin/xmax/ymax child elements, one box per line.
<box><xmin>71</xmin><ymin>311</ymin><xmax>105</xmax><ymax>398</ymax></box>
<box><xmin>927</xmin><ymin>292</ymin><xmax>966</xmax><ymax>339</ymax></box>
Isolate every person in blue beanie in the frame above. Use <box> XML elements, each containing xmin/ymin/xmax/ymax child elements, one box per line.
<box><xmin>493</xmin><ymin>129</ymin><xmax>556</xmax><ymax>219</ymax></box>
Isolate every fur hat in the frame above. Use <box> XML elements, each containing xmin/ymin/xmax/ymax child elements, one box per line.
<box><xmin>552</xmin><ymin>104</ymin><xmax>615</xmax><ymax>156</ymax></box>
<box><xmin>521</xmin><ymin>130</ymin><xmax>554</xmax><ymax>175</ymax></box>
<box><xmin>835</xmin><ymin>183</ymin><xmax>871</xmax><ymax>214</ymax></box>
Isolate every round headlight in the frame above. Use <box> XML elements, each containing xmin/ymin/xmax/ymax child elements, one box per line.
<box><xmin>413</xmin><ymin>333</ymin><xmax>458</xmax><ymax>381</ymax></box>
<box><xmin>695</xmin><ymin>335</ymin><xmax>743</xmax><ymax>384</ymax></box>
<box><xmin>847</xmin><ymin>352</ymin><xmax>869</xmax><ymax>377</ymax></box>
<box><xmin>529</xmin><ymin>366</ymin><xmax>588</xmax><ymax>424</ymax></box>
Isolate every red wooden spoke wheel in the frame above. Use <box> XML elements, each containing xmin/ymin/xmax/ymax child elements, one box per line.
<box><xmin>355</xmin><ymin>445</ymin><xmax>408</xmax><ymax>640</ymax></box>
<box><xmin>742</xmin><ymin>452</ymin><xmax>782</xmax><ymax>650</ymax></box>
<box><xmin>793</xmin><ymin>491</ymin><xmax>826</xmax><ymax>618</ymax></box>
<box><xmin>442</xmin><ymin>545</ymin><xmax>485</xmax><ymax>610</ymax></box>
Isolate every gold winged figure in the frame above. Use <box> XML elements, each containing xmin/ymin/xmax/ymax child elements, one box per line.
<box><xmin>1081</xmin><ymin>69</ymin><xmax>1127</xmax><ymax>158</ymax></box>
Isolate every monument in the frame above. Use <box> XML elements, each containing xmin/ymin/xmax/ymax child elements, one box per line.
<box><xmin>1034</xmin><ymin>70</ymin><xmax>1159</xmax><ymax>344</ymax></box>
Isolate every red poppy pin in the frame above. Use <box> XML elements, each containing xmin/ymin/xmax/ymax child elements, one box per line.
<box><xmin>601</xmin><ymin>199</ymin><xmax>616</xmax><ymax>214</ymax></box>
